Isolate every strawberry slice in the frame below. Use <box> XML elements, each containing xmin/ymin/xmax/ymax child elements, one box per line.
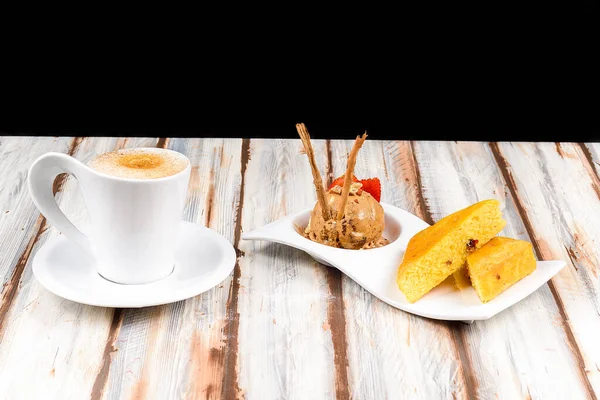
<box><xmin>329</xmin><ymin>174</ymin><xmax>358</xmax><ymax>190</ymax></box>
<box><xmin>359</xmin><ymin>178</ymin><xmax>381</xmax><ymax>202</ymax></box>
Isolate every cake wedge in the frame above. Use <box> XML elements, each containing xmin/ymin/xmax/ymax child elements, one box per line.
<box><xmin>467</xmin><ymin>237</ymin><xmax>536</xmax><ymax>302</ymax></box>
<box><xmin>397</xmin><ymin>200</ymin><xmax>506</xmax><ymax>303</ymax></box>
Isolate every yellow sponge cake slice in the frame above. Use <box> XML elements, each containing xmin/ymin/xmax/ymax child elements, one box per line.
<box><xmin>467</xmin><ymin>237</ymin><xmax>536</xmax><ymax>302</ymax></box>
<box><xmin>397</xmin><ymin>200</ymin><xmax>506</xmax><ymax>303</ymax></box>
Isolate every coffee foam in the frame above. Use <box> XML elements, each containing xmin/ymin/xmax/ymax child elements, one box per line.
<box><xmin>88</xmin><ymin>148</ymin><xmax>189</xmax><ymax>179</ymax></box>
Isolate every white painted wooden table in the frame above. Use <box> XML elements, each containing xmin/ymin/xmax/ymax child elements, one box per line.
<box><xmin>0</xmin><ymin>137</ymin><xmax>599</xmax><ymax>400</ymax></box>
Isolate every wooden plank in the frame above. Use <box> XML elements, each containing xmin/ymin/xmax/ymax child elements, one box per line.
<box><xmin>329</xmin><ymin>139</ymin><xmax>468</xmax><ymax>399</ymax></box>
<box><xmin>97</xmin><ymin>138</ymin><xmax>244</xmax><ymax>400</ymax></box>
<box><xmin>492</xmin><ymin>141</ymin><xmax>600</xmax><ymax>398</ymax></box>
<box><xmin>1</xmin><ymin>137</ymin><xmax>598</xmax><ymax>398</ymax></box>
<box><xmin>235</xmin><ymin>138</ymin><xmax>337</xmax><ymax>399</ymax></box>
<box><xmin>412</xmin><ymin>140</ymin><xmax>592</xmax><ymax>399</ymax></box>
<box><xmin>0</xmin><ymin>136</ymin><xmax>78</xmax><ymax>340</ymax></box>
<box><xmin>0</xmin><ymin>137</ymin><xmax>159</xmax><ymax>399</ymax></box>
<box><xmin>0</xmin><ymin>137</ymin><xmax>73</xmax><ymax>294</ymax></box>
<box><xmin>577</xmin><ymin>142</ymin><xmax>600</xmax><ymax>183</ymax></box>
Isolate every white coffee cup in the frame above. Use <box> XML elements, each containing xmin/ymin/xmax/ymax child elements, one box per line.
<box><xmin>28</xmin><ymin>148</ymin><xmax>191</xmax><ymax>284</ymax></box>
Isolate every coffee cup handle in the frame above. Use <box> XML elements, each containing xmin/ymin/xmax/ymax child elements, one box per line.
<box><xmin>28</xmin><ymin>152</ymin><xmax>93</xmax><ymax>254</ymax></box>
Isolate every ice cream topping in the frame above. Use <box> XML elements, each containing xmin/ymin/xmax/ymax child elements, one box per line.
<box><xmin>296</xmin><ymin>123</ymin><xmax>389</xmax><ymax>250</ymax></box>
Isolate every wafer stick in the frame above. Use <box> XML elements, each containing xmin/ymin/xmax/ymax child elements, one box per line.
<box><xmin>296</xmin><ymin>123</ymin><xmax>330</xmax><ymax>219</ymax></box>
<box><xmin>336</xmin><ymin>132</ymin><xmax>367</xmax><ymax>220</ymax></box>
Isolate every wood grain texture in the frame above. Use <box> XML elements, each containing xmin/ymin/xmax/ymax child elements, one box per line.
<box><xmin>0</xmin><ymin>137</ymin><xmax>72</xmax><ymax>302</ymax></box>
<box><xmin>576</xmin><ymin>143</ymin><xmax>600</xmax><ymax>199</ymax></box>
<box><xmin>578</xmin><ymin>143</ymin><xmax>600</xmax><ymax>174</ymax></box>
<box><xmin>413</xmin><ymin>140</ymin><xmax>591</xmax><ymax>399</ymax></box>
<box><xmin>323</xmin><ymin>140</ymin><xmax>350</xmax><ymax>400</ymax></box>
<box><xmin>0</xmin><ymin>137</ymin><xmax>599</xmax><ymax>400</ymax></box>
<box><xmin>236</xmin><ymin>139</ymin><xmax>337</xmax><ymax>399</ymax></box>
<box><xmin>97</xmin><ymin>138</ymin><xmax>244</xmax><ymax>400</ymax></box>
<box><xmin>0</xmin><ymin>137</ymin><xmax>159</xmax><ymax>400</ymax></box>
<box><xmin>222</xmin><ymin>138</ymin><xmax>249</xmax><ymax>400</ymax></box>
<box><xmin>329</xmin><ymin>140</ymin><xmax>471</xmax><ymax>400</ymax></box>
<box><xmin>493</xmin><ymin>142</ymin><xmax>600</xmax><ymax>397</ymax></box>
<box><xmin>0</xmin><ymin>137</ymin><xmax>83</xmax><ymax>339</ymax></box>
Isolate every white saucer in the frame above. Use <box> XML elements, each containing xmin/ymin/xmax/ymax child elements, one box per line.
<box><xmin>242</xmin><ymin>203</ymin><xmax>566</xmax><ymax>322</ymax></box>
<box><xmin>33</xmin><ymin>221</ymin><xmax>236</xmax><ymax>308</ymax></box>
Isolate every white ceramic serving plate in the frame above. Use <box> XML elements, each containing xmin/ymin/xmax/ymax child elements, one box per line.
<box><xmin>242</xmin><ymin>203</ymin><xmax>566</xmax><ymax>322</ymax></box>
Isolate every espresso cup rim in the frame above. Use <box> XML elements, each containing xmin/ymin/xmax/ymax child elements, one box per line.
<box><xmin>87</xmin><ymin>147</ymin><xmax>191</xmax><ymax>183</ymax></box>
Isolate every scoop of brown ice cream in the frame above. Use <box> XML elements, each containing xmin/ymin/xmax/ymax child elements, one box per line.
<box><xmin>305</xmin><ymin>183</ymin><xmax>385</xmax><ymax>249</ymax></box>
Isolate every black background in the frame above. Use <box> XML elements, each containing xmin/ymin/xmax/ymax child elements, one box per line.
<box><xmin>1</xmin><ymin>126</ymin><xmax>599</xmax><ymax>142</ymax></box>
<box><xmin>2</xmin><ymin>0</ymin><xmax>598</xmax><ymax>143</ymax></box>
<box><xmin>2</xmin><ymin>110</ymin><xmax>599</xmax><ymax>142</ymax></box>
<box><xmin>3</xmin><ymin>67</ymin><xmax>599</xmax><ymax>142</ymax></box>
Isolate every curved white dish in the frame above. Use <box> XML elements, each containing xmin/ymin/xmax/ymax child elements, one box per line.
<box><xmin>242</xmin><ymin>203</ymin><xmax>566</xmax><ymax>322</ymax></box>
<box><xmin>33</xmin><ymin>221</ymin><xmax>236</xmax><ymax>308</ymax></box>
